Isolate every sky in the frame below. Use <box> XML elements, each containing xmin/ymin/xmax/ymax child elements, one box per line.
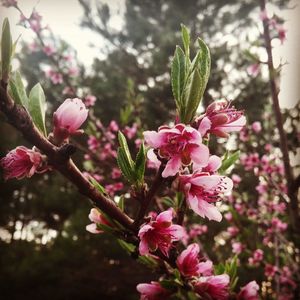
<box><xmin>0</xmin><ymin>0</ymin><xmax>299</xmax><ymax>108</ymax></box>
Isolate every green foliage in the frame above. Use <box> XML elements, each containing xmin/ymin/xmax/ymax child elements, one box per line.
<box><xmin>8</xmin><ymin>71</ymin><xmax>29</xmax><ymax>108</ymax></box>
<box><xmin>117</xmin><ymin>131</ymin><xmax>146</xmax><ymax>186</ymax></box>
<box><xmin>1</xmin><ymin>18</ymin><xmax>12</xmax><ymax>82</ymax></box>
<box><xmin>28</xmin><ymin>83</ymin><xmax>47</xmax><ymax>136</ymax></box>
<box><xmin>118</xmin><ymin>239</ymin><xmax>136</xmax><ymax>254</ymax></box>
<box><xmin>219</xmin><ymin>150</ymin><xmax>240</xmax><ymax>174</ymax></box>
<box><xmin>171</xmin><ymin>26</ymin><xmax>211</xmax><ymax>123</ymax></box>
<box><xmin>90</xmin><ymin>176</ymin><xmax>107</xmax><ymax>195</ymax></box>
<box><xmin>215</xmin><ymin>256</ymin><xmax>238</xmax><ymax>290</ymax></box>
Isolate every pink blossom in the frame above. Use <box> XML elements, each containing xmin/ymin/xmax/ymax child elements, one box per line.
<box><xmin>124</xmin><ymin>123</ymin><xmax>138</xmax><ymax>139</ymax></box>
<box><xmin>198</xmin><ymin>100</ymin><xmax>246</xmax><ymax>138</ymax></box>
<box><xmin>138</xmin><ymin>209</ymin><xmax>185</xmax><ymax>256</ymax></box>
<box><xmin>43</xmin><ymin>45</ymin><xmax>56</xmax><ymax>56</ymax></box>
<box><xmin>200</xmin><ymin>155</ymin><xmax>222</xmax><ymax>173</ymax></box>
<box><xmin>251</xmin><ymin>121</ymin><xmax>262</xmax><ymax>133</ymax></box>
<box><xmin>105</xmin><ymin>182</ymin><xmax>124</xmax><ymax>196</ymax></box>
<box><xmin>227</xmin><ymin>226</ymin><xmax>239</xmax><ymax>237</ymax></box>
<box><xmin>68</xmin><ymin>66</ymin><xmax>79</xmax><ymax>77</ymax></box>
<box><xmin>136</xmin><ymin>281</ymin><xmax>170</xmax><ymax>300</ymax></box>
<box><xmin>84</xmin><ymin>95</ymin><xmax>97</xmax><ymax>107</ymax></box>
<box><xmin>62</xmin><ymin>86</ymin><xmax>75</xmax><ymax>96</ymax></box>
<box><xmin>193</xmin><ymin>274</ymin><xmax>230</xmax><ymax>300</ymax></box>
<box><xmin>277</xmin><ymin>25</ymin><xmax>287</xmax><ymax>44</ymax></box>
<box><xmin>179</xmin><ymin>172</ymin><xmax>233</xmax><ymax>222</ymax></box>
<box><xmin>109</xmin><ymin>120</ymin><xmax>119</xmax><ymax>132</ymax></box>
<box><xmin>265</xmin><ymin>264</ymin><xmax>278</xmax><ymax>277</ymax></box>
<box><xmin>111</xmin><ymin>168</ymin><xmax>121</xmax><ymax>179</ymax></box>
<box><xmin>86</xmin><ymin>208</ymin><xmax>111</xmax><ymax>234</ymax></box>
<box><xmin>232</xmin><ymin>174</ymin><xmax>241</xmax><ymax>184</ymax></box>
<box><xmin>176</xmin><ymin>243</ymin><xmax>212</xmax><ymax>277</ymax></box>
<box><xmin>247</xmin><ymin>64</ymin><xmax>260</xmax><ymax>77</ymax></box>
<box><xmin>144</xmin><ymin>124</ymin><xmax>209</xmax><ymax>178</ymax></box>
<box><xmin>53</xmin><ymin>98</ymin><xmax>88</xmax><ymax>141</ymax></box>
<box><xmin>189</xmin><ymin>224</ymin><xmax>208</xmax><ymax>238</ymax></box>
<box><xmin>238</xmin><ymin>281</ymin><xmax>259</xmax><ymax>300</ymax></box>
<box><xmin>0</xmin><ymin>146</ymin><xmax>43</xmax><ymax>180</ymax></box>
<box><xmin>232</xmin><ymin>242</ymin><xmax>244</xmax><ymax>254</ymax></box>
<box><xmin>87</xmin><ymin>136</ymin><xmax>100</xmax><ymax>151</ymax></box>
<box><xmin>45</xmin><ymin>69</ymin><xmax>63</xmax><ymax>85</ymax></box>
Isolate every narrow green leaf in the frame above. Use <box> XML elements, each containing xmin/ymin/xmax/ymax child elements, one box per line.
<box><xmin>134</xmin><ymin>142</ymin><xmax>146</xmax><ymax>182</ymax></box>
<box><xmin>97</xmin><ymin>223</ymin><xmax>115</xmax><ymax>234</ymax></box>
<box><xmin>182</xmin><ymin>68</ymin><xmax>203</xmax><ymax>123</ymax></box>
<box><xmin>28</xmin><ymin>83</ymin><xmax>47</xmax><ymax>136</ymax></box>
<box><xmin>117</xmin><ymin>195</ymin><xmax>125</xmax><ymax>211</ymax></box>
<box><xmin>181</xmin><ymin>24</ymin><xmax>190</xmax><ymax>55</ymax></box>
<box><xmin>117</xmin><ymin>148</ymin><xmax>135</xmax><ymax>182</ymax></box>
<box><xmin>118</xmin><ymin>131</ymin><xmax>134</xmax><ymax>168</ymax></box>
<box><xmin>219</xmin><ymin>150</ymin><xmax>240</xmax><ymax>174</ymax></box>
<box><xmin>171</xmin><ymin>46</ymin><xmax>186</xmax><ymax>107</ymax></box>
<box><xmin>1</xmin><ymin>18</ymin><xmax>12</xmax><ymax>82</ymax></box>
<box><xmin>90</xmin><ymin>177</ymin><xmax>107</xmax><ymax>195</ymax></box>
<box><xmin>8</xmin><ymin>71</ymin><xmax>29</xmax><ymax>108</ymax></box>
<box><xmin>118</xmin><ymin>239</ymin><xmax>136</xmax><ymax>254</ymax></box>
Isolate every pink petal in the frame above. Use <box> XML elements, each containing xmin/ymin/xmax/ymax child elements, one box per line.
<box><xmin>198</xmin><ymin>116</ymin><xmax>212</xmax><ymax>136</ymax></box>
<box><xmin>143</xmin><ymin>130</ymin><xmax>165</xmax><ymax>148</ymax></box>
<box><xmin>162</xmin><ymin>155</ymin><xmax>181</xmax><ymax>178</ymax></box>
<box><xmin>189</xmin><ymin>144</ymin><xmax>209</xmax><ymax>167</ymax></box>
<box><xmin>190</xmin><ymin>175</ymin><xmax>220</xmax><ymax>189</ymax></box>
<box><xmin>188</xmin><ymin>196</ymin><xmax>222</xmax><ymax>222</ymax></box>
<box><xmin>156</xmin><ymin>209</ymin><xmax>173</xmax><ymax>224</ymax></box>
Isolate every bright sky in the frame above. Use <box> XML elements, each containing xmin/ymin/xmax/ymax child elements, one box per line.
<box><xmin>0</xmin><ymin>0</ymin><xmax>299</xmax><ymax>108</ymax></box>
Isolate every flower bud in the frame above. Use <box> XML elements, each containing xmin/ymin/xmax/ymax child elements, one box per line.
<box><xmin>53</xmin><ymin>98</ymin><xmax>88</xmax><ymax>141</ymax></box>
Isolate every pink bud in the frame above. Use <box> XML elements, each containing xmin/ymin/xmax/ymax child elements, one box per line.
<box><xmin>0</xmin><ymin>146</ymin><xmax>43</xmax><ymax>180</ymax></box>
<box><xmin>251</xmin><ymin>121</ymin><xmax>262</xmax><ymax>133</ymax></box>
<box><xmin>53</xmin><ymin>98</ymin><xmax>88</xmax><ymax>141</ymax></box>
<box><xmin>238</xmin><ymin>281</ymin><xmax>259</xmax><ymax>300</ymax></box>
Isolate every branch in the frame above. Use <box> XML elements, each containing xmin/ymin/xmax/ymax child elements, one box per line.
<box><xmin>0</xmin><ymin>82</ymin><xmax>134</xmax><ymax>230</ymax></box>
<box><xmin>259</xmin><ymin>0</ymin><xmax>299</xmax><ymax>231</ymax></box>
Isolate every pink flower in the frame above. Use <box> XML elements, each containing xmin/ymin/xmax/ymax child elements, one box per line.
<box><xmin>136</xmin><ymin>281</ymin><xmax>170</xmax><ymax>300</ymax></box>
<box><xmin>176</xmin><ymin>243</ymin><xmax>212</xmax><ymax>277</ymax></box>
<box><xmin>189</xmin><ymin>224</ymin><xmax>208</xmax><ymax>238</ymax></box>
<box><xmin>259</xmin><ymin>9</ymin><xmax>268</xmax><ymax>21</ymax></box>
<box><xmin>193</xmin><ymin>274</ymin><xmax>230</xmax><ymax>300</ymax></box>
<box><xmin>84</xmin><ymin>95</ymin><xmax>97</xmax><ymax>107</ymax></box>
<box><xmin>109</xmin><ymin>120</ymin><xmax>119</xmax><ymax>132</ymax></box>
<box><xmin>251</xmin><ymin>121</ymin><xmax>262</xmax><ymax>133</ymax></box>
<box><xmin>247</xmin><ymin>64</ymin><xmax>260</xmax><ymax>77</ymax></box>
<box><xmin>0</xmin><ymin>146</ymin><xmax>43</xmax><ymax>180</ymax></box>
<box><xmin>112</xmin><ymin>168</ymin><xmax>121</xmax><ymax>179</ymax></box>
<box><xmin>227</xmin><ymin>226</ymin><xmax>239</xmax><ymax>237</ymax></box>
<box><xmin>179</xmin><ymin>172</ymin><xmax>233</xmax><ymax>222</ymax></box>
<box><xmin>277</xmin><ymin>25</ymin><xmax>287</xmax><ymax>44</ymax></box>
<box><xmin>232</xmin><ymin>242</ymin><xmax>244</xmax><ymax>254</ymax></box>
<box><xmin>198</xmin><ymin>100</ymin><xmax>246</xmax><ymax>138</ymax></box>
<box><xmin>138</xmin><ymin>209</ymin><xmax>185</xmax><ymax>256</ymax></box>
<box><xmin>238</xmin><ymin>281</ymin><xmax>259</xmax><ymax>300</ymax></box>
<box><xmin>53</xmin><ymin>98</ymin><xmax>88</xmax><ymax>140</ymax></box>
<box><xmin>124</xmin><ymin>123</ymin><xmax>138</xmax><ymax>139</ymax></box>
<box><xmin>265</xmin><ymin>264</ymin><xmax>278</xmax><ymax>277</ymax></box>
<box><xmin>144</xmin><ymin>124</ymin><xmax>209</xmax><ymax>178</ymax></box>
<box><xmin>45</xmin><ymin>69</ymin><xmax>63</xmax><ymax>85</ymax></box>
<box><xmin>86</xmin><ymin>208</ymin><xmax>111</xmax><ymax>234</ymax></box>
<box><xmin>43</xmin><ymin>45</ymin><xmax>56</xmax><ymax>56</ymax></box>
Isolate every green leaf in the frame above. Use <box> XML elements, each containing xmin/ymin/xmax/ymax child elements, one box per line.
<box><xmin>118</xmin><ymin>131</ymin><xmax>134</xmax><ymax>168</ymax></box>
<box><xmin>8</xmin><ymin>71</ymin><xmax>29</xmax><ymax>108</ymax></box>
<box><xmin>90</xmin><ymin>177</ymin><xmax>107</xmax><ymax>195</ymax></box>
<box><xmin>219</xmin><ymin>150</ymin><xmax>240</xmax><ymax>174</ymax></box>
<box><xmin>182</xmin><ymin>68</ymin><xmax>203</xmax><ymax>123</ymax></box>
<box><xmin>181</xmin><ymin>24</ymin><xmax>190</xmax><ymax>55</ymax></box>
<box><xmin>1</xmin><ymin>18</ymin><xmax>12</xmax><ymax>82</ymax></box>
<box><xmin>117</xmin><ymin>195</ymin><xmax>125</xmax><ymax>211</ymax></box>
<box><xmin>97</xmin><ymin>223</ymin><xmax>115</xmax><ymax>234</ymax></box>
<box><xmin>171</xmin><ymin>46</ymin><xmax>186</xmax><ymax>108</ymax></box>
<box><xmin>134</xmin><ymin>142</ymin><xmax>146</xmax><ymax>182</ymax></box>
<box><xmin>118</xmin><ymin>239</ymin><xmax>136</xmax><ymax>254</ymax></box>
<box><xmin>117</xmin><ymin>148</ymin><xmax>135</xmax><ymax>182</ymax></box>
<box><xmin>28</xmin><ymin>83</ymin><xmax>47</xmax><ymax>136</ymax></box>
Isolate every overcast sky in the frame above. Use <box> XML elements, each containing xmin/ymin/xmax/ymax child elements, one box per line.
<box><xmin>0</xmin><ymin>0</ymin><xmax>299</xmax><ymax>108</ymax></box>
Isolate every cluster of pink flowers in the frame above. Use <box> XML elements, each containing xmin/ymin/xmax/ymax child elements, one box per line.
<box><xmin>143</xmin><ymin>100</ymin><xmax>243</xmax><ymax>222</ymax></box>
<box><xmin>1</xmin><ymin>98</ymin><xmax>88</xmax><ymax>179</ymax></box>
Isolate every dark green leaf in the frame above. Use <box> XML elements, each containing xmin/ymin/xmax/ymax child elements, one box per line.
<box><xmin>118</xmin><ymin>239</ymin><xmax>136</xmax><ymax>253</ymax></box>
<box><xmin>134</xmin><ymin>142</ymin><xmax>146</xmax><ymax>182</ymax></box>
<box><xmin>1</xmin><ymin>18</ymin><xmax>12</xmax><ymax>82</ymax></box>
<box><xmin>8</xmin><ymin>71</ymin><xmax>29</xmax><ymax>108</ymax></box>
<box><xmin>28</xmin><ymin>83</ymin><xmax>47</xmax><ymax>136</ymax></box>
<box><xmin>181</xmin><ymin>24</ymin><xmax>190</xmax><ymax>55</ymax></box>
<box><xmin>90</xmin><ymin>177</ymin><xmax>107</xmax><ymax>194</ymax></box>
<box><xmin>117</xmin><ymin>148</ymin><xmax>135</xmax><ymax>182</ymax></box>
<box><xmin>171</xmin><ymin>46</ymin><xmax>186</xmax><ymax>107</ymax></box>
